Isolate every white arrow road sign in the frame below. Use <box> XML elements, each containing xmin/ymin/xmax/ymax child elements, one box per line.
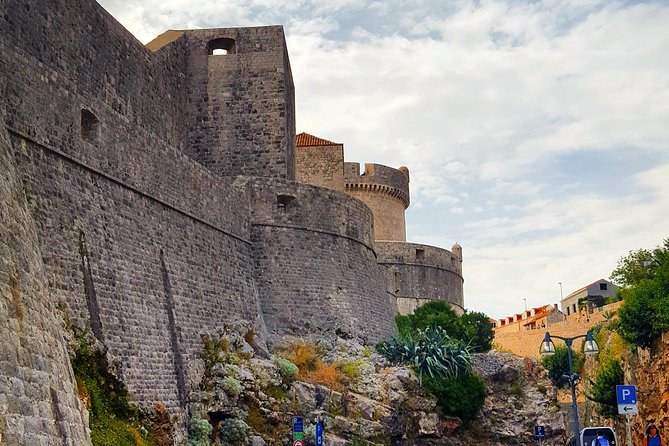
<box><xmin>618</xmin><ymin>404</ymin><xmax>638</xmax><ymax>415</ymax></box>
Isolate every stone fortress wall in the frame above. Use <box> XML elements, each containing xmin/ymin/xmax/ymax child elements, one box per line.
<box><xmin>241</xmin><ymin>177</ymin><xmax>397</xmax><ymax>341</ymax></box>
<box><xmin>295</xmin><ymin>134</ymin><xmax>464</xmax><ymax>316</ymax></box>
<box><xmin>0</xmin><ymin>1</ymin><xmax>402</xmax><ymax>444</ymax></box>
<box><xmin>377</xmin><ymin>241</ymin><xmax>465</xmax><ymax>315</ymax></box>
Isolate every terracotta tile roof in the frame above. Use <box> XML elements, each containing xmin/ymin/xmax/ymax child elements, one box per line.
<box><xmin>296</xmin><ymin>132</ymin><xmax>339</xmax><ymax>147</ymax></box>
<box><xmin>522</xmin><ymin>305</ymin><xmax>552</xmax><ymax>326</ymax></box>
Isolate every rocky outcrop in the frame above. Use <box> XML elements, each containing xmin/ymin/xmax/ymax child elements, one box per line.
<box><xmin>185</xmin><ymin>326</ymin><xmax>569</xmax><ymax>446</ymax></box>
<box><xmin>626</xmin><ymin>333</ymin><xmax>669</xmax><ymax>442</ymax></box>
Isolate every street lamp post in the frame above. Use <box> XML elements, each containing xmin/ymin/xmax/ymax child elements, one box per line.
<box><xmin>540</xmin><ymin>331</ymin><xmax>599</xmax><ymax>446</ymax></box>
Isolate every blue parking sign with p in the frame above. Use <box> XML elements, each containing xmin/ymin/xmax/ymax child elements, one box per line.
<box><xmin>616</xmin><ymin>385</ymin><xmax>637</xmax><ymax>404</ymax></box>
<box><xmin>535</xmin><ymin>425</ymin><xmax>546</xmax><ymax>439</ymax></box>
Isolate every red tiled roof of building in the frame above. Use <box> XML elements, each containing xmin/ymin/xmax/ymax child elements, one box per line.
<box><xmin>521</xmin><ymin>305</ymin><xmax>553</xmax><ymax>326</ymax></box>
<box><xmin>296</xmin><ymin>132</ymin><xmax>339</xmax><ymax>147</ymax></box>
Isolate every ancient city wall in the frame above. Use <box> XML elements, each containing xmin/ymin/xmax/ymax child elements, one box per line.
<box><xmin>2</xmin><ymin>0</ymin><xmax>189</xmax><ymax>151</ymax></box>
<box><xmin>13</xmin><ymin>132</ymin><xmax>263</xmax><ymax>415</ymax></box>
<box><xmin>376</xmin><ymin>241</ymin><xmax>464</xmax><ymax>314</ymax></box>
<box><xmin>344</xmin><ymin>163</ymin><xmax>409</xmax><ymax>241</ymax></box>
<box><xmin>241</xmin><ymin>177</ymin><xmax>398</xmax><ymax>343</ymax></box>
<box><xmin>494</xmin><ymin>302</ymin><xmax>623</xmax><ymax>358</ymax></box>
<box><xmin>1</xmin><ymin>0</ymin><xmax>265</xmax><ymax>422</ymax></box>
<box><xmin>183</xmin><ymin>27</ymin><xmax>296</xmax><ymax>179</ymax></box>
<box><xmin>0</xmin><ymin>101</ymin><xmax>91</xmax><ymax>446</ymax></box>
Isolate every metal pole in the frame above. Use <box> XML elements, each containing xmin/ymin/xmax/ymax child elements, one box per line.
<box><xmin>626</xmin><ymin>414</ymin><xmax>632</xmax><ymax>446</ymax></box>
<box><xmin>566</xmin><ymin>341</ymin><xmax>580</xmax><ymax>446</ymax></box>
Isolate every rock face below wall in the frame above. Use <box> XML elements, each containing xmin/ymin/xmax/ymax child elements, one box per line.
<box><xmin>191</xmin><ymin>324</ymin><xmax>569</xmax><ymax>446</ymax></box>
<box><xmin>627</xmin><ymin>333</ymin><xmax>669</xmax><ymax>443</ymax></box>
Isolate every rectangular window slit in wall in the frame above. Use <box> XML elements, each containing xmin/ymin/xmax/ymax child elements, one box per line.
<box><xmin>81</xmin><ymin>109</ymin><xmax>100</xmax><ymax>145</ymax></box>
<box><xmin>416</xmin><ymin>249</ymin><xmax>425</xmax><ymax>260</ymax></box>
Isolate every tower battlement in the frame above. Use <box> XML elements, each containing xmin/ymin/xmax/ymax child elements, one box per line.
<box><xmin>343</xmin><ymin>162</ymin><xmax>410</xmax><ymax>209</ymax></box>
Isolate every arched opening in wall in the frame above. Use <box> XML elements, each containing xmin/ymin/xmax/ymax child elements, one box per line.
<box><xmin>208</xmin><ymin>38</ymin><xmax>236</xmax><ymax>55</ymax></box>
<box><xmin>277</xmin><ymin>194</ymin><xmax>296</xmax><ymax>210</ymax></box>
<box><xmin>81</xmin><ymin>109</ymin><xmax>100</xmax><ymax>145</ymax></box>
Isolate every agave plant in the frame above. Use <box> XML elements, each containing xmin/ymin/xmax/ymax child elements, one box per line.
<box><xmin>378</xmin><ymin>324</ymin><xmax>472</xmax><ymax>384</ymax></box>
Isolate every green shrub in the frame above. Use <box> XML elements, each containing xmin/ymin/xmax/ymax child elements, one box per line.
<box><xmin>72</xmin><ymin>331</ymin><xmax>151</xmax><ymax>446</ymax></box>
<box><xmin>377</xmin><ymin>325</ymin><xmax>471</xmax><ymax>384</ymax></box>
<box><xmin>586</xmin><ymin>359</ymin><xmax>624</xmax><ymax>419</ymax></box>
<box><xmin>274</xmin><ymin>358</ymin><xmax>298</xmax><ymax>385</ymax></box>
<box><xmin>221</xmin><ymin>377</ymin><xmax>242</xmax><ymax>400</ymax></box>
<box><xmin>337</xmin><ymin>359</ymin><xmax>368</xmax><ymax>384</ymax></box>
<box><xmin>541</xmin><ymin>345</ymin><xmax>584</xmax><ymax>388</ymax></box>
<box><xmin>422</xmin><ymin>373</ymin><xmax>486</xmax><ymax>426</ymax></box>
<box><xmin>188</xmin><ymin>417</ymin><xmax>212</xmax><ymax>446</ymax></box>
<box><xmin>317</xmin><ymin>338</ymin><xmax>334</xmax><ymax>354</ymax></box>
<box><xmin>220</xmin><ymin>418</ymin><xmax>249</xmax><ymax>444</ymax></box>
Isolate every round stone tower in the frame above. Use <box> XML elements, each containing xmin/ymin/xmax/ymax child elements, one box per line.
<box><xmin>343</xmin><ymin>162</ymin><xmax>410</xmax><ymax>241</ymax></box>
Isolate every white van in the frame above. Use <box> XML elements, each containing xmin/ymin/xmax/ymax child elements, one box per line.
<box><xmin>580</xmin><ymin>427</ymin><xmax>618</xmax><ymax>446</ymax></box>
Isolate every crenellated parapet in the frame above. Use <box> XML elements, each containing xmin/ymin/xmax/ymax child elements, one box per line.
<box><xmin>343</xmin><ymin>162</ymin><xmax>410</xmax><ymax>208</ymax></box>
<box><xmin>343</xmin><ymin>162</ymin><xmax>410</xmax><ymax>241</ymax></box>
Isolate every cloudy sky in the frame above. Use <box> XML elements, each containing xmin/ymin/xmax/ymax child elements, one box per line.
<box><xmin>98</xmin><ymin>0</ymin><xmax>669</xmax><ymax>320</ymax></box>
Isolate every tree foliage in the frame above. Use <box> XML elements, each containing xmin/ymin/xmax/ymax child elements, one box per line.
<box><xmin>396</xmin><ymin>301</ymin><xmax>493</xmax><ymax>353</ymax></box>
<box><xmin>615</xmin><ymin>239</ymin><xmax>669</xmax><ymax>349</ymax></box>
<box><xmin>586</xmin><ymin>360</ymin><xmax>624</xmax><ymax>419</ymax></box>
<box><xmin>460</xmin><ymin>311</ymin><xmax>495</xmax><ymax>353</ymax></box>
<box><xmin>422</xmin><ymin>373</ymin><xmax>487</xmax><ymax>426</ymax></box>
<box><xmin>540</xmin><ymin>345</ymin><xmax>584</xmax><ymax>388</ymax></box>
<box><xmin>610</xmin><ymin>248</ymin><xmax>654</xmax><ymax>288</ymax></box>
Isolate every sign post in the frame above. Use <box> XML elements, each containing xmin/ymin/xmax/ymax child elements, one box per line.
<box><xmin>293</xmin><ymin>416</ymin><xmax>304</xmax><ymax>446</ymax></box>
<box><xmin>616</xmin><ymin>385</ymin><xmax>637</xmax><ymax>446</ymax></box>
<box><xmin>316</xmin><ymin>419</ymin><xmax>323</xmax><ymax>446</ymax></box>
<box><xmin>534</xmin><ymin>425</ymin><xmax>546</xmax><ymax>444</ymax></box>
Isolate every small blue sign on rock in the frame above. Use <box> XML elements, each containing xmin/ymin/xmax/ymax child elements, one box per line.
<box><xmin>316</xmin><ymin>421</ymin><xmax>323</xmax><ymax>445</ymax></box>
<box><xmin>534</xmin><ymin>425</ymin><xmax>546</xmax><ymax>439</ymax></box>
<box><xmin>293</xmin><ymin>416</ymin><xmax>303</xmax><ymax>432</ymax></box>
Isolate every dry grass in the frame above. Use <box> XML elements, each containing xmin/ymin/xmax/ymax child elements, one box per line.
<box><xmin>277</xmin><ymin>341</ymin><xmax>351</xmax><ymax>391</ymax></box>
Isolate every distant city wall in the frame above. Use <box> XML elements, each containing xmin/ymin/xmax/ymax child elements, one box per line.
<box><xmin>494</xmin><ymin>302</ymin><xmax>622</xmax><ymax>358</ymax></box>
<box><xmin>376</xmin><ymin>241</ymin><xmax>464</xmax><ymax>313</ymax></box>
<box><xmin>242</xmin><ymin>177</ymin><xmax>398</xmax><ymax>343</ymax></box>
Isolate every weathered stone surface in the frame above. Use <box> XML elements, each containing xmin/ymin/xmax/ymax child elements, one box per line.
<box><xmin>0</xmin><ymin>96</ymin><xmax>90</xmax><ymax>445</ymax></box>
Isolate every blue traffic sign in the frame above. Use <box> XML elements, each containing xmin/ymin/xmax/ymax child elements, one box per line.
<box><xmin>534</xmin><ymin>425</ymin><xmax>546</xmax><ymax>439</ymax></box>
<box><xmin>616</xmin><ymin>385</ymin><xmax>637</xmax><ymax>405</ymax></box>
<box><xmin>293</xmin><ymin>417</ymin><xmax>303</xmax><ymax>432</ymax></box>
<box><xmin>316</xmin><ymin>421</ymin><xmax>323</xmax><ymax>445</ymax></box>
